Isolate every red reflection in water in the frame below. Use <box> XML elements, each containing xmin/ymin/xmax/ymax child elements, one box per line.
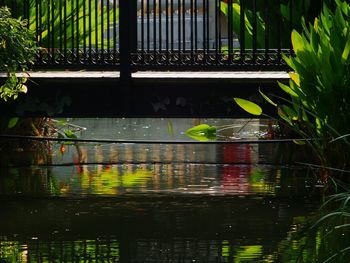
<box><xmin>222</xmin><ymin>144</ymin><xmax>252</xmax><ymax>193</ymax></box>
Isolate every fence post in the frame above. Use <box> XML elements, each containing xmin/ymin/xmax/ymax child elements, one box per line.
<box><xmin>119</xmin><ymin>0</ymin><xmax>137</xmax><ymax>82</ymax></box>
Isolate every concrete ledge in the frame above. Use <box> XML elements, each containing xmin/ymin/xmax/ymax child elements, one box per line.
<box><xmin>0</xmin><ymin>71</ymin><xmax>290</xmax><ymax>80</ymax></box>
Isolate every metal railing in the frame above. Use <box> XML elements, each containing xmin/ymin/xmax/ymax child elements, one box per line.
<box><xmin>1</xmin><ymin>0</ymin><xmax>323</xmax><ymax>74</ymax></box>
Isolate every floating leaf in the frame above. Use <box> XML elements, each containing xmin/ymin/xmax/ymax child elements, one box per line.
<box><xmin>7</xmin><ymin>117</ymin><xmax>19</xmax><ymax>129</ymax></box>
<box><xmin>64</xmin><ymin>130</ymin><xmax>77</xmax><ymax>139</ymax></box>
<box><xmin>185</xmin><ymin>124</ymin><xmax>217</xmax><ymax>141</ymax></box>
<box><xmin>233</xmin><ymin>98</ymin><xmax>262</xmax><ymax>116</ymax></box>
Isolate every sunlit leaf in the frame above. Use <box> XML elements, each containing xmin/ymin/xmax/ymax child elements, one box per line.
<box><xmin>278</xmin><ymin>81</ymin><xmax>298</xmax><ymax>97</ymax></box>
<box><xmin>289</xmin><ymin>72</ymin><xmax>300</xmax><ymax>87</ymax></box>
<box><xmin>342</xmin><ymin>34</ymin><xmax>350</xmax><ymax>62</ymax></box>
<box><xmin>185</xmin><ymin>124</ymin><xmax>217</xmax><ymax>141</ymax></box>
<box><xmin>234</xmin><ymin>98</ymin><xmax>262</xmax><ymax>116</ymax></box>
<box><xmin>291</xmin><ymin>30</ymin><xmax>304</xmax><ymax>54</ymax></box>
<box><xmin>259</xmin><ymin>88</ymin><xmax>277</xmax><ymax>107</ymax></box>
<box><xmin>64</xmin><ymin>130</ymin><xmax>77</xmax><ymax>139</ymax></box>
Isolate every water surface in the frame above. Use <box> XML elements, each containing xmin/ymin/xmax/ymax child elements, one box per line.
<box><xmin>0</xmin><ymin>118</ymin><xmax>322</xmax><ymax>262</ymax></box>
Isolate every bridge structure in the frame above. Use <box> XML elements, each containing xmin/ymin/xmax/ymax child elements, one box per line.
<box><xmin>0</xmin><ymin>0</ymin><xmax>322</xmax><ymax>116</ymax></box>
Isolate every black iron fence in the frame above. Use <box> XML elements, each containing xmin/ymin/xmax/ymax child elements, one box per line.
<box><xmin>1</xmin><ymin>0</ymin><xmax>324</xmax><ymax>72</ymax></box>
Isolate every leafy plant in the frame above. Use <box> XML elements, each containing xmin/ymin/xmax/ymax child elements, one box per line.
<box><xmin>0</xmin><ymin>6</ymin><xmax>37</xmax><ymax>101</ymax></box>
<box><xmin>4</xmin><ymin>0</ymin><xmax>117</xmax><ymax>49</ymax></box>
<box><xmin>280</xmin><ymin>192</ymin><xmax>350</xmax><ymax>262</ymax></box>
<box><xmin>220</xmin><ymin>0</ymin><xmax>328</xmax><ymax>50</ymax></box>
<box><xmin>235</xmin><ymin>0</ymin><xmax>350</xmax><ymax>170</ymax></box>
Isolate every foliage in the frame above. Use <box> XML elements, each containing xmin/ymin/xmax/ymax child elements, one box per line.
<box><xmin>280</xmin><ymin>192</ymin><xmax>350</xmax><ymax>262</ymax></box>
<box><xmin>185</xmin><ymin>124</ymin><xmax>217</xmax><ymax>141</ymax></box>
<box><xmin>220</xmin><ymin>0</ymin><xmax>321</xmax><ymax>49</ymax></box>
<box><xmin>0</xmin><ymin>7</ymin><xmax>37</xmax><ymax>102</ymax></box>
<box><xmin>4</xmin><ymin>0</ymin><xmax>117</xmax><ymax>48</ymax></box>
<box><xmin>235</xmin><ymin>0</ymin><xmax>350</xmax><ymax>170</ymax></box>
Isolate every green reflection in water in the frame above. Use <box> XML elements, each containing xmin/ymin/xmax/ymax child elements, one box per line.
<box><xmin>0</xmin><ymin>239</ymin><xmax>120</xmax><ymax>263</ymax></box>
<box><xmin>280</xmin><ymin>193</ymin><xmax>350</xmax><ymax>262</ymax></box>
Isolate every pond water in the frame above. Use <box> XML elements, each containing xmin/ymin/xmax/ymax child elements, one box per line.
<box><xmin>0</xmin><ymin>118</ymin><xmax>323</xmax><ymax>262</ymax></box>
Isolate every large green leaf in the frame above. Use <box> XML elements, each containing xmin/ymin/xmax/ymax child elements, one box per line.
<box><xmin>234</xmin><ymin>98</ymin><xmax>262</xmax><ymax>116</ymax></box>
<box><xmin>291</xmin><ymin>30</ymin><xmax>304</xmax><ymax>54</ymax></box>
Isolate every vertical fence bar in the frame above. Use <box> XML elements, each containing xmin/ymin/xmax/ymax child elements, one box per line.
<box><xmin>252</xmin><ymin>0</ymin><xmax>257</xmax><ymax>63</ymax></box>
<box><xmin>113</xmin><ymin>0</ymin><xmax>117</xmax><ymax>63</ymax></box>
<box><xmin>194</xmin><ymin>0</ymin><xmax>197</xmax><ymax>54</ymax></box>
<box><xmin>101</xmin><ymin>0</ymin><xmax>104</xmax><ymax>63</ymax></box>
<box><xmin>159</xmin><ymin>0</ymin><xmax>162</xmax><ymax>53</ymax></box>
<box><xmin>166</xmin><ymin>0</ymin><xmax>169</xmax><ymax>63</ymax></box>
<box><xmin>95</xmin><ymin>0</ymin><xmax>98</xmax><ymax>63</ymax></box>
<box><xmin>120</xmin><ymin>0</ymin><xmax>136</xmax><ymax>81</ymax></box>
<box><xmin>59</xmin><ymin>0</ymin><xmax>63</xmax><ymax>63</ymax></box>
<box><xmin>12</xmin><ymin>0</ymin><xmax>16</xmax><ymax>17</ymax></box>
<box><xmin>264</xmin><ymin>0</ymin><xmax>269</xmax><ymax>64</ymax></box>
<box><xmin>71</xmin><ymin>0</ymin><xmax>75</xmax><ymax>61</ymax></box>
<box><xmin>190</xmin><ymin>0</ymin><xmax>194</xmax><ymax>63</ymax></box>
<box><xmin>64</xmin><ymin>0</ymin><xmax>67</xmax><ymax>64</ymax></box>
<box><xmin>24</xmin><ymin>0</ymin><xmax>29</xmax><ymax>25</ymax></box>
<box><xmin>170</xmin><ymin>0</ymin><xmax>174</xmax><ymax>54</ymax></box>
<box><xmin>107</xmin><ymin>0</ymin><xmax>110</xmax><ymax>62</ymax></box>
<box><xmin>178</xmin><ymin>0</ymin><xmax>181</xmax><ymax>63</ymax></box>
<box><xmin>51</xmin><ymin>0</ymin><xmax>55</xmax><ymax>64</ymax></box>
<box><xmin>202</xmin><ymin>0</ymin><xmax>206</xmax><ymax>62</ymax></box>
<box><xmin>227</xmin><ymin>0</ymin><xmax>233</xmax><ymax>64</ymax></box>
<box><xmin>215</xmin><ymin>0</ymin><xmax>218</xmax><ymax>64</ymax></box>
<box><xmin>218</xmin><ymin>0</ymin><xmax>221</xmax><ymax>62</ymax></box>
<box><xmin>83</xmin><ymin>0</ymin><xmax>86</xmax><ymax>62</ymax></box>
<box><xmin>147</xmin><ymin>0</ymin><xmax>150</xmax><ymax>53</ymax></box>
<box><xmin>88</xmin><ymin>0</ymin><xmax>92</xmax><ymax>63</ymax></box>
<box><xmin>153</xmin><ymin>0</ymin><xmax>157</xmax><ymax>63</ymax></box>
<box><xmin>76</xmin><ymin>0</ymin><xmax>80</xmax><ymax>63</ymax></box>
<box><xmin>240</xmin><ymin>0</ymin><xmax>245</xmax><ymax>63</ymax></box>
<box><xmin>289</xmin><ymin>0</ymin><xmax>293</xmax><ymax>55</ymax></box>
<box><xmin>182</xmin><ymin>0</ymin><xmax>186</xmax><ymax>53</ymax></box>
<box><xmin>47</xmin><ymin>0</ymin><xmax>51</xmax><ymax>61</ymax></box>
<box><xmin>206</xmin><ymin>0</ymin><xmax>209</xmax><ymax>56</ymax></box>
<box><xmin>277</xmin><ymin>0</ymin><xmax>281</xmax><ymax>63</ymax></box>
<box><xmin>141</xmin><ymin>0</ymin><xmax>145</xmax><ymax>62</ymax></box>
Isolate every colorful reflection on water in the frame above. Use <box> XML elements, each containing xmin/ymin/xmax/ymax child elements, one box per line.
<box><xmin>0</xmin><ymin>118</ymin><xmax>323</xmax><ymax>262</ymax></box>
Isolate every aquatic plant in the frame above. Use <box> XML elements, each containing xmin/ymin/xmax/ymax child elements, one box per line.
<box><xmin>234</xmin><ymin>0</ymin><xmax>350</xmax><ymax>171</ymax></box>
<box><xmin>279</xmin><ymin>192</ymin><xmax>350</xmax><ymax>262</ymax></box>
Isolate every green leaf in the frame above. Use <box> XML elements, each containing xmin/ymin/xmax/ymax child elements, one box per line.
<box><xmin>342</xmin><ymin>34</ymin><xmax>350</xmax><ymax>62</ymax></box>
<box><xmin>185</xmin><ymin>124</ymin><xmax>217</xmax><ymax>142</ymax></box>
<box><xmin>281</xmin><ymin>105</ymin><xmax>298</xmax><ymax>121</ymax></box>
<box><xmin>233</xmin><ymin>98</ymin><xmax>262</xmax><ymax>116</ymax></box>
<box><xmin>291</xmin><ymin>30</ymin><xmax>304</xmax><ymax>54</ymax></box>
<box><xmin>293</xmin><ymin>140</ymin><xmax>306</xmax><ymax>145</ymax></box>
<box><xmin>7</xmin><ymin>117</ymin><xmax>19</xmax><ymax>129</ymax></box>
<box><xmin>64</xmin><ymin>130</ymin><xmax>77</xmax><ymax>139</ymax></box>
<box><xmin>278</xmin><ymin>81</ymin><xmax>298</xmax><ymax>97</ymax></box>
<box><xmin>259</xmin><ymin>88</ymin><xmax>277</xmax><ymax>107</ymax></box>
